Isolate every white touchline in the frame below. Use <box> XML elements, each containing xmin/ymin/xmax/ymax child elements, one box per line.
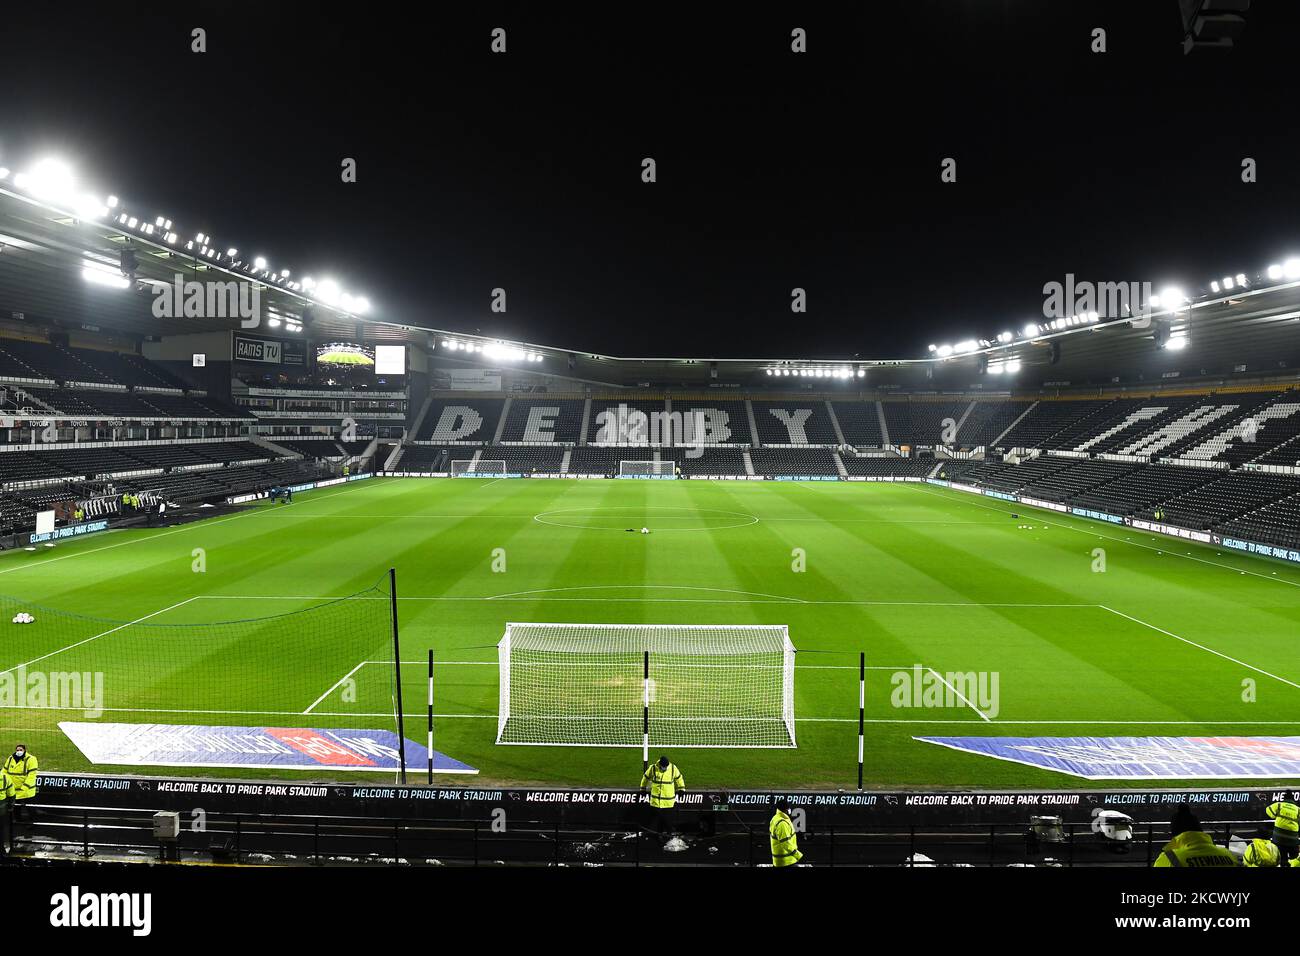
<box><xmin>0</xmin><ymin>483</ymin><xmax>363</xmax><ymax>578</ymax></box>
<box><xmin>3</xmin><ymin>703</ymin><xmax>1298</xmax><ymax>725</ymax></box>
<box><xmin>0</xmin><ymin>596</ymin><xmax>199</xmax><ymax>677</ymax></box>
<box><xmin>925</xmin><ymin>667</ymin><xmax>992</xmax><ymax>722</ymax></box>
<box><xmin>1101</xmin><ymin>604</ymin><xmax>1300</xmax><ymax>692</ymax></box>
<box><xmin>196</xmin><ymin>594</ymin><xmax>1095</xmax><ymax>608</ymax></box>
<box><xmin>303</xmin><ymin>660</ymin><xmax>370</xmax><ymax>714</ymax></box>
<box><xmin>914</xmin><ymin>483</ymin><xmax>1300</xmax><ymax>590</ymax></box>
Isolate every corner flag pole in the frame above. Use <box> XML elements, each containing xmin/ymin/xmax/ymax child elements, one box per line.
<box><xmin>389</xmin><ymin>567</ymin><xmax>407</xmax><ymax>785</ymax></box>
<box><xmin>857</xmin><ymin>652</ymin><xmax>866</xmax><ymax>792</ymax></box>
<box><xmin>427</xmin><ymin>648</ymin><xmax>435</xmax><ymax>785</ymax></box>
<box><xmin>642</xmin><ymin>651</ymin><xmax>650</xmax><ymax>773</ymax></box>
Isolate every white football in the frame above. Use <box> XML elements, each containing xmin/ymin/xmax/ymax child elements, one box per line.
<box><xmin>641</xmin><ymin>527</ymin><xmax>649</xmax><ymax>534</ymax></box>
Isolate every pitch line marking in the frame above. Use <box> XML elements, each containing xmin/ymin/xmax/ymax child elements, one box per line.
<box><xmin>924</xmin><ymin>667</ymin><xmax>992</xmax><ymax>722</ymax></box>
<box><xmin>533</xmin><ymin>506</ymin><xmax>759</xmax><ymax>533</ymax></box>
<box><xmin>913</xmin><ymin>483</ymin><xmax>1300</xmax><ymax>590</ymax></box>
<box><xmin>383</xmin><ymin>660</ymin><xmax>908</xmax><ymax>671</ymax></box>
<box><xmin>485</xmin><ymin>584</ymin><xmax>809</xmax><ymax>603</ymax></box>
<box><xmin>244</xmin><ymin>512</ymin><xmax>1010</xmax><ymax>525</ymax></box>
<box><xmin>1100</xmin><ymin>604</ymin><xmax>1300</xmax><ymax>692</ymax></box>
<box><xmin>303</xmin><ymin>660</ymin><xmax>370</xmax><ymax>715</ymax></box>
<box><xmin>0</xmin><ymin>596</ymin><xmax>199</xmax><ymax>678</ymax></box>
<box><xmin>0</xmin><ymin>484</ymin><xmax>363</xmax><ymax>578</ymax></box>
<box><xmin>195</xmin><ymin>594</ymin><xmax>1096</xmax><ymax>609</ymax></box>
<box><xmin>4</xmin><ymin>703</ymin><xmax>1299</xmax><ymax>726</ymax></box>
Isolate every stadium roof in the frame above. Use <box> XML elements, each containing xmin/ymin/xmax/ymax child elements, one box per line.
<box><xmin>2</xmin><ymin>168</ymin><xmax>1300</xmax><ymax>391</ymax></box>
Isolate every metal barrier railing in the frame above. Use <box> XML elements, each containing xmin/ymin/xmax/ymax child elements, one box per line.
<box><xmin>1</xmin><ymin>803</ymin><xmax>1264</xmax><ymax>868</ymax></box>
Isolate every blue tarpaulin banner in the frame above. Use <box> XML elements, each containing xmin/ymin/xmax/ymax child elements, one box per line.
<box><xmin>916</xmin><ymin>735</ymin><xmax>1300</xmax><ymax>780</ymax></box>
<box><xmin>60</xmin><ymin>722</ymin><xmax>477</xmax><ymax>774</ymax></box>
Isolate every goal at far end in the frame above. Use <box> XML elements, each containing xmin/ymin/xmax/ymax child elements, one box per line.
<box><xmin>618</xmin><ymin>460</ymin><xmax>675</xmax><ymax>477</ymax></box>
<box><xmin>450</xmin><ymin>459</ymin><xmax>506</xmax><ymax>476</ymax></box>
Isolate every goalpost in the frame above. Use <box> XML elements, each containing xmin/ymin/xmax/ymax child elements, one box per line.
<box><xmin>451</xmin><ymin>459</ymin><xmax>507</xmax><ymax>477</ymax></box>
<box><xmin>618</xmin><ymin>460</ymin><xmax>675</xmax><ymax>477</ymax></box>
<box><xmin>496</xmin><ymin>623</ymin><xmax>796</xmax><ymax>749</ymax></box>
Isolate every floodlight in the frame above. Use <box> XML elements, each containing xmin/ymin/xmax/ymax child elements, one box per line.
<box><xmin>81</xmin><ymin>265</ymin><xmax>130</xmax><ymax>289</ymax></box>
<box><xmin>1267</xmin><ymin>263</ymin><xmax>1283</xmax><ymax>280</ymax></box>
<box><xmin>267</xmin><ymin>318</ymin><xmax>281</xmax><ymax>328</ymax></box>
<box><xmin>1165</xmin><ymin>336</ymin><xmax>1188</xmax><ymax>351</ymax></box>
<box><xmin>106</xmin><ymin>195</ymin><xmax>118</xmax><ymax>207</ymax></box>
<box><xmin>937</xmin><ymin>344</ymin><xmax>953</xmax><ymax>357</ymax></box>
<box><xmin>227</xmin><ymin>248</ymin><xmax>238</xmax><ymax>257</ymax></box>
<box><xmin>254</xmin><ymin>256</ymin><xmax>267</xmax><ymax>270</ymax></box>
<box><xmin>316</xmin><ymin>278</ymin><xmax>340</xmax><ymax>304</ymax></box>
<box><xmin>1222</xmin><ymin>276</ymin><xmax>1233</xmax><ymax>289</ymax></box>
<box><xmin>75</xmin><ymin>194</ymin><xmax>108</xmax><ymax>220</ymax></box>
<box><xmin>24</xmin><ymin>158</ymin><xmax>76</xmax><ymax>204</ymax></box>
<box><xmin>1210</xmin><ymin>280</ymin><xmax>1220</xmax><ymax>292</ymax></box>
<box><xmin>1235</xmin><ymin>273</ymin><xmax>1247</xmax><ymax>286</ymax></box>
<box><xmin>0</xmin><ymin>168</ymin><xmax>11</xmax><ymax>180</ymax></box>
<box><xmin>1284</xmin><ymin>259</ymin><xmax>1300</xmax><ymax>279</ymax></box>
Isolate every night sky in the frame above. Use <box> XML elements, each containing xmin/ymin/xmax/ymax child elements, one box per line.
<box><xmin>1</xmin><ymin>1</ymin><xmax>1294</xmax><ymax>359</ymax></box>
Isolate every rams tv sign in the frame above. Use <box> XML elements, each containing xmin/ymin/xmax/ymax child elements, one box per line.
<box><xmin>234</xmin><ymin>335</ymin><xmax>282</xmax><ymax>364</ymax></box>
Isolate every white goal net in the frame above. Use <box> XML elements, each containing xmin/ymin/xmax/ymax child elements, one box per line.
<box><xmin>619</xmin><ymin>460</ymin><xmax>674</xmax><ymax>477</ymax></box>
<box><xmin>451</xmin><ymin>459</ymin><xmax>506</xmax><ymax>476</ymax></box>
<box><xmin>496</xmin><ymin>623</ymin><xmax>796</xmax><ymax>748</ymax></box>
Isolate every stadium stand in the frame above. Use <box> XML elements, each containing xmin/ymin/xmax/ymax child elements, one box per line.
<box><xmin>960</xmin><ymin>400</ymin><xmax>1033</xmax><ymax>447</ymax></box>
<box><xmin>841</xmin><ymin>456</ymin><xmax>933</xmax><ymax>477</ymax></box>
<box><xmin>415</xmin><ymin>398</ymin><xmax>506</xmax><ymax>443</ymax></box>
<box><xmin>749</xmin><ymin>447</ymin><xmax>839</xmax><ymax>476</ymax></box>
<box><xmin>498</xmin><ymin>398</ymin><xmax>585</xmax><ymax>443</ymax></box>
<box><xmin>670</xmin><ymin>399</ymin><xmax>752</xmax><ymax>445</ymax></box>
<box><xmin>749</xmin><ymin>400</ymin><xmax>839</xmax><ymax>444</ymax></box>
<box><xmin>881</xmin><ymin>400</ymin><xmax>971</xmax><ymax>447</ymax></box>
<box><xmin>831</xmin><ymin>400</ymin><xmax>885</xmax><ymax>446</ymax></box>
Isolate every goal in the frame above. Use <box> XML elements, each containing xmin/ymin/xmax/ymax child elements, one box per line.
<box><xmin>496</xmin><ymin>623</ymin><xmax>796</xmax><ymax>748</ymax></box>
<box><xmin>451</xmin><ymin>459</ymin><xmax>506</xmax><ymax>477</ymax></box>
<box><xmin>618</xmin><ymin>460</ymin><xmax>675</xmax><ymax>477</ymax></box>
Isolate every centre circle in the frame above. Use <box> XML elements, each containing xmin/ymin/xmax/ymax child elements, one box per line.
<box><xmin>532</xmin><ymin>506</ymin><xmax>759</xmax><ymax>532</ymax></box>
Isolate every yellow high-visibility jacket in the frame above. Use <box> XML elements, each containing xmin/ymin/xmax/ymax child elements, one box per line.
<box><xmin>1243</xmin><ymin>838</ymin><xmax>1280</xmax><ymax>867</ymax></box>
<box><xmin>641</xmin><ymin>762</ymin><xmax>684</xmax><ymax>809</ymax></box>
<box><xmin>1266</xmin><ymin>802</ymin><xmax>1299</xmax><ymax>822</ymax></box>
<box><xmin>770</xmin><ymin>809</ymin><xmax>803</xmax><ymax>867</ymax></box>
<box><xmin>3</xmin><ymin>752</ymin><xmax>38</xmax><ymax>801</ymax></box>
<box><xmin>1154</xmin><ymin>831</ymin><xmax>1239</xmax><ymax>868</ymax></box>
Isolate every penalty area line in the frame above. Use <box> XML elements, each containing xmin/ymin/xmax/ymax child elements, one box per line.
<box><xmin>0</xmin><ymin>596</ymin><xmax>200</xmax><ymax>678</ymax></box>
<box><xmin>1101</xmin><ymin>604</ymin><xmax>1300</xmax><ymax>693</ymax></box>
<box><xmin>303</xmin><ymin>660</ymin><xmax>370</xmax><ymax>714</ymax></box>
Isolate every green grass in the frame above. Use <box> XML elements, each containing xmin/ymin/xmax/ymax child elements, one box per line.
<box><xmin>2</xmin><ymin>475</ymin><xmax>1298</xmax><ymax>791</ymax></box>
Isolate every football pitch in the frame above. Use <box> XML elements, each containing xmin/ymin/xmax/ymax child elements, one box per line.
<box><xmin>2</xmin><ymin>475</ymin><xmax>1298</xmax><ymax>791</ymax></box>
